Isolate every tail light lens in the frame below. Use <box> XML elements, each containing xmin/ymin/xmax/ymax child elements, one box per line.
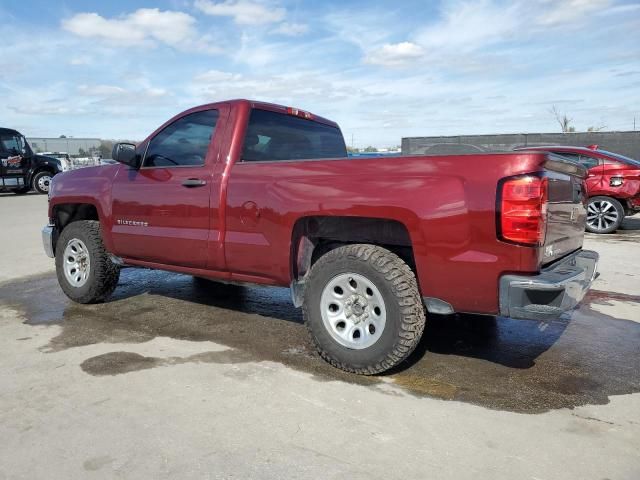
<box><xmin>499</xmin><ymin>175</ymin><xmax>548</xmax><ymax>245</ymax></box>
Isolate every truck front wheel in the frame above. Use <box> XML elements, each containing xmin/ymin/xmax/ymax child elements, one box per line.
<box><xmin>32</xmin><ymin>171</ymin><xmax>53</xmax><ymax>194</ymax></box>
<box><xmin>303</xmin><ymin>244</ymin><xmax>426</xmax><ymax>375</ymax></box>
<box><xmin>55</xmin><ymin>220</ymin><xmax>120</xmax><ymax>304</ymax></box>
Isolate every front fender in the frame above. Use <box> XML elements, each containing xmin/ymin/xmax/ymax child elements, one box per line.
<box><xmin>48</xmin><ymin>165</ymin><xmax>120</xmax><ymax>252</ymax></box>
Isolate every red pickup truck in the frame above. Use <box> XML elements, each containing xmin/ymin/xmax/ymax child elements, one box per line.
<box><xmin>43</xmin><ymin>99</ymin><xmax>598</xmax><ymax>374</ymax></box>
<box><xmin>515</xmin><ymin>145</ymin><xmax>640</xmax><ymax>233</ymax></box>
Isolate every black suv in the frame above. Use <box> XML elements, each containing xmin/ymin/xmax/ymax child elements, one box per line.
<box><xmin>0</xmin><ymin>128</ymin><xmax>65</xmax><ymax>194</ymax></box>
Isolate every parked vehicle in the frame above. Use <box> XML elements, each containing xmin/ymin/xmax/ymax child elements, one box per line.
<box><xmin>515</xmin><ymin>145</ymin><xmax>640</xmax><ymax>233</ymax></box>
<box><xmin>41</xmin><ymin>152</ymin><xmax>72</xmax><ymax>172</ymax></box>
<box><xmin>1</xmin><ymin>128</ymin><xmax>65</xmax><ymax>194</ymax></box>
<box><xmin>42</xmin><ymin>100</ymin><xmax>598</xmax><ymax>374</ymax></box>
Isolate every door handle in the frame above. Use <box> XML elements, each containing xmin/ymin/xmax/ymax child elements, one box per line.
<box><xmin>182</xmin><ymin>178</ymin><xmax>207</xmax><ymax>188</ymax></box>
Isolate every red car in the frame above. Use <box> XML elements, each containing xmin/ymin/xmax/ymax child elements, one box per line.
<box><xmin>42</xmin><ymin>100</ymin><xmax>598</xmax><ymax>374</ymax></box>
<box><xmin>516</xmin><ymin>145</ymin><xmax>640</xmax><ymax>233</ymax></box>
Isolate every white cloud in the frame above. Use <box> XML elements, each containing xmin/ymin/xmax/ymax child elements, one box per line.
<box><xmin>62</xmin><ymin>8</ymin><xmax>219</xmax><ymax>53</ymax></box>
<box><xmin>364</xmin><ymin>42</ymin><xmax>425</xmax><ymax>67</ymax></box>
<box><xmin>189</xmin><ymin>69</ymin><xmax>360</xmax><ymax>104</ymax></box>
<box><xmin>69</xmin><ymin>56</ymin><xmax>92</xmax><ymax>66</ymax></box>
<box><xmin>361</xmin><ymin>0</ymin><xmax>618</xmax><ymax>70</ymax></box>
<box><xmin>414</xmin><ymin>0</ymin><xmax>521</xmax><ymax>53</ymax></box>
<box><xmin>537</xmin><ymin>0</ymin><xmax>612</xmax><ymax>25</ymax></box>
<box><xmin>194</xmin><ymin>0</ymin><xmax>285</xmax><ymax>25</ymax></box>
<box><xmin>271</xmin><ymin>22</ymin><xmax>309</xmax><ymax>36</ymax></box>
<box><xmin>78</xmin><ymin>84</ymin><xmax>127</xmax><ymax>96</ymax></box>
<box><xmin>77</xmin><ymin>83</ymin><xmax>168</xmax><ymax>102</ymax></box>
<box><xmin>193</xmin><ymin>70</ymin><xmax>243</xmax><ymax>83</ymax></box>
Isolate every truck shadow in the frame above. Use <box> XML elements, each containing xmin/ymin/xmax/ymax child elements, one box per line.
<box><xmin>620</xmin><ymin>216</ymin><xmax>640</xmax><ymax>230</ymax></box>
<box><xmin>2</xmin><ymin>269</ymin><xmax>639</xmax><ymax>413</ymax></box>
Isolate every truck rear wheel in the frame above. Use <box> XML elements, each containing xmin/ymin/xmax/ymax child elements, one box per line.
<box><xmin>586</xmin><ymin>196</ymin><xmax>624</xmax><ymax>234</ymax></box>
<box><xmin>303</xmin><ymin>244</ymin><xmax>426</xmax><ymax>375</ymax></box>
<box><xmin>55</xmin><ymin>220</ymin><xmax>120</xmax><ymax>304</ymax></box>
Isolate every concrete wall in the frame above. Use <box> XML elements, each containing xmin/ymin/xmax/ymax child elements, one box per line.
<box><xmin>402</xmin><ymin>131</ymin><xmax>640</xmax><ymax>159</ymax></box>
<box><xmin>27</xmin><ymin>137</ymin><xmax>101</xmax><ymax>156</ymax></box>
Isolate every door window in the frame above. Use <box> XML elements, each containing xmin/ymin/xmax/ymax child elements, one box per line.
<box><xmin>578</xmin><ymin>155</ymin><xmax>600</xmax><ymax>169</ymax></box>
<box><xmin>0</xmin><ymin>132</ymin><xmax>26</xmax><ymax>155</ymax></box>
<box><xmin>144</xmin><ymin>110</ymin><xmax>219</xmax><ymax>168</ymax></box>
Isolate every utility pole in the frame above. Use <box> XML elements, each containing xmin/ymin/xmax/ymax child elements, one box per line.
<box><xmin>351</xmin><ymin>133</ymin><xmax>354</xmax><ymax>150</ymax></box>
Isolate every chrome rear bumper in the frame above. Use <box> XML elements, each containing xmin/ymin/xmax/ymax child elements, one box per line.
<box><xmin>499</xmin><ymin>249</ymin><xmax>599</xmax><ymax>320</ymax></box>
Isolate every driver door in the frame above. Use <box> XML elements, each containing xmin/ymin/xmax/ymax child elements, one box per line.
<box><xmin>110</xmin><ymin>107</ymin><xmax>223</xmax><ymax>269</ymax></box>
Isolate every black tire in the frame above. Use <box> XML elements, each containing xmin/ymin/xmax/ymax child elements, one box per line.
<box><xmin>303</xmin><ymin>244</ymin><xmax>426</xmax><ymax>375</ymax></box>
<box><xmin>32</xmin><ymin>171</ymin><xmax>53</xmax><ymax>194</ymax></box>
<box><xmin>586</xmin><ymin>196</ymin><xmax>624</xmax><ymax>234</ymax></box>
<box><xmin>55</xmin><ymin>220</ymin><xmax>120</xmax><ymax>304</ymax></box>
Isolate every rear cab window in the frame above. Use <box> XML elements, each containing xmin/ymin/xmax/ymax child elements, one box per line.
<box><xmin>242</xmin><ymin>109</ymin><xmax>347</xmax><ymax>162</ymax></box>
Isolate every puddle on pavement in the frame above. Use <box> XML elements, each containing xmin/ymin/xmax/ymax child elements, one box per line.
<box><xmin>1</xmin><ymin>268</ymin><xmax>639</xmax><ymax>413</ymax></box>
<box><xmin>80</xmin><ymin>349</ymin><xmax>254</xmax><ymax>376</ymax></box>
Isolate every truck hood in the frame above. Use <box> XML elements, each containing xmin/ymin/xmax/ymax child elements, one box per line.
<box><xmin>34</xmin><ymin>154</ymin><xmax>63</xmax><ymax>172</ymax></box>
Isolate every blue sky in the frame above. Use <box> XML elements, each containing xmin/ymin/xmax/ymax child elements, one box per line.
<box><xmin>1</xmin><ymin>0</ymin><xmax>639</xmax><ymax>147</ymax></box>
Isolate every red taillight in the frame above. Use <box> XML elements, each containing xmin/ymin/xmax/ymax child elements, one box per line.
<box><xmin>499</xmin><ymin>176</ymin><xmax>548</xmax><ymax>245</ymax></box>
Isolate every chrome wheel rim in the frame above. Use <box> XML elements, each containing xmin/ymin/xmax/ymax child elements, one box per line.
<box><xmin>37</xmin><ymin>175</ymin><xmax>51</xmax><ymax>192</ymax></box>
<box><xmin>587</xmin><ymin>200</ymin><xmax>619</xmax><ymax>231</ymax></box>
<box><xmin>63</xmin><ymin>239</ymin><xmax>91</xmax><ymax>287</ymax></box>
<box><xmin>320</xmin><ymin>272</ymin><xmax>386</xmax><ymax>350</ymax></box>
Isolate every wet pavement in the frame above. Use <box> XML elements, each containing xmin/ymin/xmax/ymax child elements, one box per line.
<box><xmin>1</xmin><ymin>267</ymin><xmax>639</xmax><ymax>414</ymax></box>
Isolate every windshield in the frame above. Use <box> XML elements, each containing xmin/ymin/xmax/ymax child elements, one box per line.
<box><xmin>598</xmin><ymin>149</ymin><xmax>640</xmax><ymax>167</ymax></box>
<box><xmin>0</xmin><ymin>133</ymin><xmax>27</xmax><ymax>155</ymax></box>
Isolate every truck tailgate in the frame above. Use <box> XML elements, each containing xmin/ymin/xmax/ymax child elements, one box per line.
<box><xmin>542</xmin><ymin>155</ymin><xmax>588</xmax><ymax>265</ymax></box>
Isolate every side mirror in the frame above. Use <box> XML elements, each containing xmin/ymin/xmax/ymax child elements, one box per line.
<box><xmin>112</xmin><ymin>143</ymin><xmax>140</xmax><ymax>168</ymax></box>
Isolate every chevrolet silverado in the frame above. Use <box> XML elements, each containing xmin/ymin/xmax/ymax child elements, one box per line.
<box><xmin>43</xmin><ymin>100</ymin><xmax>598</xmax><ymax>374</ymax></box>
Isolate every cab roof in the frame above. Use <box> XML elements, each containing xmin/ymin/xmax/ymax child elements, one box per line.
<box><xmin>189</xmin><ymin>99</ymin><xmax>340</xmax><ymax>129</ymax></box>
<box><xmin>0</xmin><ymin>128</ymin><xmax>22</xmax><ymax>136</ymax></box>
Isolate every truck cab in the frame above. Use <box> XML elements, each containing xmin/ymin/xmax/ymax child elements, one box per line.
<box><xmin>0</xmin><ymin>128</ymin><xmax>64</xmax><ymax>194</ymax></box>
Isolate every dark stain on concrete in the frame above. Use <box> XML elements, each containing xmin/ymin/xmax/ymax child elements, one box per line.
<box><xmin>83</xmin><ymin>455</ymin><xmax>114</xmax><ymax>472</ymax></box>
<box><xmin>1</xmin><ymin>268</ymin><xmax>639</xmax><ymax>413</ymax></box>
<box><xmin>81</xmin><ymin>349</ymin><xmax>254</xmax><ymax>376</ymax></box>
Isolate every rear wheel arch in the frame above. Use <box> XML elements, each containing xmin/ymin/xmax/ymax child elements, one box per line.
<box><xmin>290</xmin><ymin>216</ymin><xmax>418</xmax><ymax>285</ymax></box>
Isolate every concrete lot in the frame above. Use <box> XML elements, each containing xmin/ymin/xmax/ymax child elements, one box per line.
<box><xmin>0</xmin><ymin>193</ymin><xmax>639</xmax><ymax>479</ymax></box>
